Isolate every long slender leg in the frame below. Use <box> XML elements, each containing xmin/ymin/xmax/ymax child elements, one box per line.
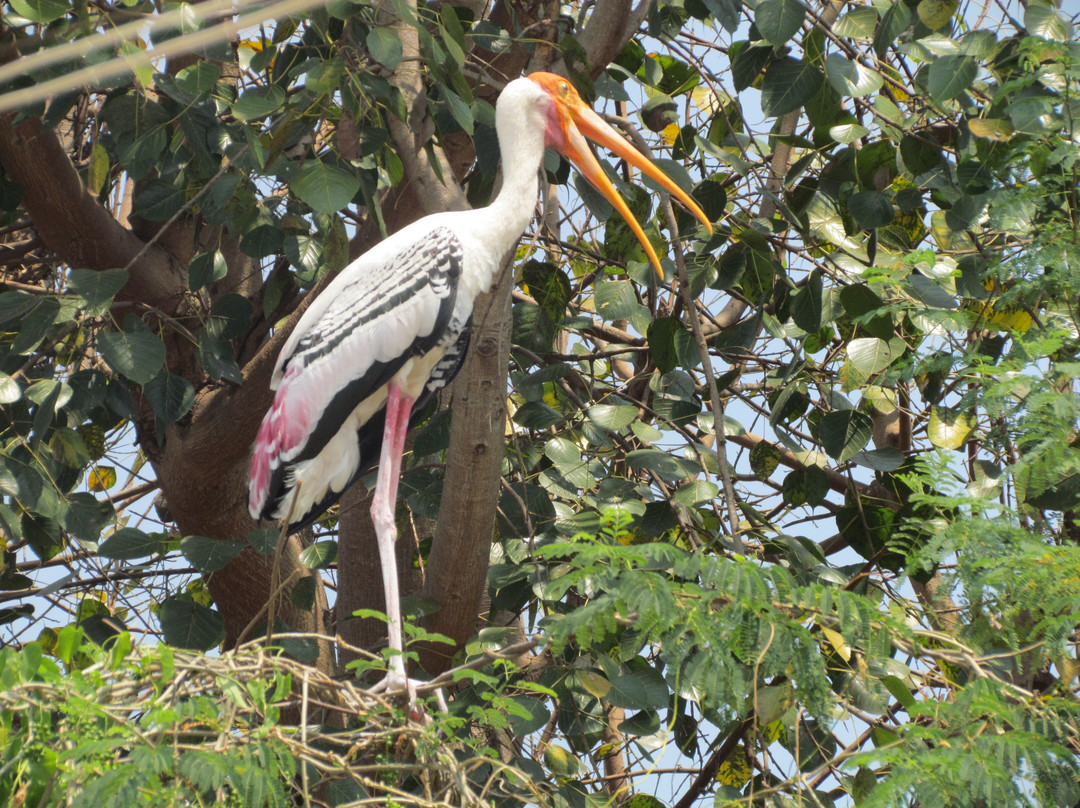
<box><xmin>369</xmin><ymin>381</ymin><xmax>414</xmax><ymax>690</ymax></box>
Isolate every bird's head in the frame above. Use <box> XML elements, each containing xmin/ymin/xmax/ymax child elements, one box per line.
<box><xmin>526</xmin><ymin>71</ymin><xmax>713</xmax><ymax>281</ymax></box>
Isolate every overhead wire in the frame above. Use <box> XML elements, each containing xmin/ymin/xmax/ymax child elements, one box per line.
<box><xmin>0</xmin><ymin>0</ymin><xmax>329</xmax><ymax>112</ymax></box>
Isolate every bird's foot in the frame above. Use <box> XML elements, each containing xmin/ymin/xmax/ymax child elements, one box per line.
<box><xmin>367</xmin><ymin>672</ymin><xmax>447</xmax><ymax>723</ymax></box>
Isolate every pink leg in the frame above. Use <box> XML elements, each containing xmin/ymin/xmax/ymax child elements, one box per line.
<box><xmin>370</xmin><ymin>381</ymin><xmax>414</xmax><ymax>687</ymax></box>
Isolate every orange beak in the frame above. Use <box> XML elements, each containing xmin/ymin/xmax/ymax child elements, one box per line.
<box><xmin>527</xmin><ymin>72</ymin><xmax>713</xmax><ymax>281</ymax></box>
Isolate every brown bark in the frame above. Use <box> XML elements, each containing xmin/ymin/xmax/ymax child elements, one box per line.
<box><xmin>0</xmin><ymin>114</ymin><xmax>185</xmax><ymax>309</ymax></box>
<box><xmin>601</xmin><ymin>705</ymin><xmax>629</xmax><ymax>803</ymax></box>
<box><xmin>417</xmin><ymin>262</ymin><xmax>515</xmax><ymax>675</ymax></box>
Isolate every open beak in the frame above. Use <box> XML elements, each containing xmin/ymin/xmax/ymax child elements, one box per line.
<box><xmin>528</xmin><ymin>72</ymin><xmax>713</xmax><ymax>281</ymax></box>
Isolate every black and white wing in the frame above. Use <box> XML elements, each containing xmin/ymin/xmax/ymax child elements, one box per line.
<box><xmin>249</xmin><ymin>226</ymin><xmax>465</xmax><ymax>524</ymax></box>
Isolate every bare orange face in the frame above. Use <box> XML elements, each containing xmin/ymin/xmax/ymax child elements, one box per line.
<box><xmin>526</xmin><ymin>71</ymin><xmax>713</xmax><ymax>280</ymax></box>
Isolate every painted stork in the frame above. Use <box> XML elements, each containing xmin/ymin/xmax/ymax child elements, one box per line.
<box><xmin>248</xmin><ymin>72</ymin><xmax>712</xmax><ymax>695</ymax></box>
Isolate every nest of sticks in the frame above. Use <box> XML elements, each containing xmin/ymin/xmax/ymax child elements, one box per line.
<box><xmin>2</xmin><ymin>632</ymin><xmax>547</xmax><ymax>808</ymax></box>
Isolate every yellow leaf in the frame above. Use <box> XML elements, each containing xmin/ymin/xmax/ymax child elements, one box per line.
<box><xmin>87</xmin><ymin>141</ymin><xmax>110</xmax><ymax>195</ymax></box>
<box><xmin>661</xmin><ymin>123</ymin><xmax>680</xmax><ymax>144</ymax></box>
<box><xmin>88</xmin><ymin>465</ymin><xmax>117</xmax><ymax>491</ymax></box>
<box><xmin>544</xmin><ymin>744</ymin><xmax>578</xmax><ymax>776</ymax></box>
<box><xmin>821</xmin><ymin>626</ymin><xmax>852</xmax><ymax>662</ymax></box>
<box><xmin>690</xmin><ymin>85</ymin><xmax>722</xmax><ymax>115</ymax></box>
<box><xmin>968</xmin><ymin>118</ymin><xmax>1015</xmax><ymax>142</ymax></box>
<box><xmin>78</xmin><ymin>424</ymin><xmax>106</xmax><ymax>460</ymax></box>
<box><xmin>928</xmin><ymin>406</ymin><xmax>975</xmax><ymax>450</ymax></box>
<box><xmin>761</xmin><ymin>719</ymin><xmax>785</xmax><ymax>744</ymax></box>
<box><xmin>186</xmin><ymin>579</ymin><xmax>215</xmax><ymax>608</ymax></box>
<box><xmin>917</xmin><ymin>0</ymin><xmax>957</xmax><ymax>29</ymax></box>
<box><xmin>576</xmin><ymin>670</ymin><xmax>611</xmax><ymax>700</ymax></box>
<box><xmin>715</xmin><ymin>742</ymin><xmax>752</xmax><ymax>786</ymax></box>
<box><xmin>991</xmin><ymin>308</ymin><xmax>1031</xmax><ymax>333</ymax></box>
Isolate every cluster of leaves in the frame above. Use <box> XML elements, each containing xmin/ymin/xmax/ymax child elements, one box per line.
<box><xmin>0</xmin><ymin>628</ymin><xmax>296</xmax><ymax>807</ymax></box>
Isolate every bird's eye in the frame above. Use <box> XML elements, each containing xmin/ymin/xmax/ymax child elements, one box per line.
<box><xmin>559</xmin><ymin>82</ymin><xmax>569</xmax><ymax>96</ymax></box>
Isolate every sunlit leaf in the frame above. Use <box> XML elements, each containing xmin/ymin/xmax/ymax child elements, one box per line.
<box><xmin>87</xmin><ymin>465</ymin><xmax>117</xmax><ymax>491</ymax></box>
<box><xmin>927</xmin><ymin>406</ymin><xmax>974</xmax><ymax>449</ymax></box>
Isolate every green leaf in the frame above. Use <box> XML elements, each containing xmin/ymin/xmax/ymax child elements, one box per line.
<box><xmin>917</xmin><ymin>0</ymin><xmax>956</xmax><ymax>29</ymax></box>
<box><xmin>98</xmin><ymin>528</ymin><xmax>164</xmax><ymax>560</ymax></box>
<box><xmin>848</xmin><ymin>190</ymin><xmax>894</xmax><ymax>229</ymax></box>
<box><xmin>674</xmin><ymin>479</ymin><xmax>719</xmax><ymax>506</ymax></box>
<box><xmin>1025</xmin><ymin>2</ymin><xmax>1070</xmax><ymax>41</ymax></box>
<box><xmin>587</xmin><ymin>404</ymin><xmax>638</xmax><ymax>432</ymax></box>
<box><xmin>159</xmin><ymin>597</ymin><xmax>225</xmax><ymax>651</ymax></box>
<box><xmin>291</xmin><ymin>161</ymin><xmax>359</xmax><ymax>215</ymax></box>
<box><xmin>825</xmin><ymin>55</ymin><xmax>884</xmax><ymax>97</ymax></box>
<box><xmin>136</xmin><ymin>179</ymin><xmax>185</xmax><ymax>221</ymax></box>
<box><xmin>0</xmin><ymin>372</ymin><xmax>20</xmax><ymax>404</ymax></box>
<box><xmin>620</xmin><ymin>710</ymin><xmax>662</xmax><ymax>736</ymax></box>
<box><xmin>240</xmin><ymin>223</ymin><xmax>285</xmax><ymax>259</ymax></box>
<box><xmin>207</xmin><ymin>294</ymin><xmax>254</xmax><ymax>341</ymax></box>
<box><xmin>607</xmin><ymin>663</ymin><xmax>669</xmax><ymax>709</ymax></box>
<box><xmin>750</xmin><ymin>441</ymin><xmax>782</xmax><ymax>479</ymax></box>
<box><xmin>851</xmin><ymin>448</ymin><xmax>905</xmax><ymax>471</ymax></box>
<box><xmin>366</xmin><ymin>28</ymin><xmax>403</xmax><ymax>68</ymax></box>
<box><xmin>900</xmin><ymin>134</ymin><xmax>942</xmax><ymax>175</ymax></box>
<box><xmin>648</xmin><ymin>316</ymin><xmax>698</xmax><ymax>372</ymax></box>
<box><xmin>144</xmin><ymin>372</ymin><xmax>195</xmax><ymax>423</ymax></box>
<box><xmin>874</xmin><ymin>1</ymin><xmax>911</xmax><ymax>56</ymax></box>
<box><xmin>544</xmin><ymin>436</ymin><xmax>594</xmax><ymax>489</ymax></box>
<box><xmin>782</xmin><ymin>465</ymin><xmax>830</xmax><ymax>507</ymax></box>
<box><xmin>299</xmin><ymin>540</ymin><xmax>337</xmax><ymax>569</ymax></box>
<box><xmin>756</xmin><ymin>0</ymin><xmax>806</xmax><ymax>45</ymax></box>
<box><xmin>188</xmin><ymin>251</ymin><xmax>228</xmax><ymax>292</ymax></box>
<box><xmin>180</xmin><ymin>535</ymin><xmax>246</xmax><ymax>573</ymax></box>
<box><xmin>68</xmin><ymin>269</ymin><xmax>129</xmax><ymax>317</ymax></box>
<box><xmin>231</xmin><ymin>86</ymin><xmax>286</xmax><ymax>121</ymax></box>
<box><xmin>595</xmin><ymin>280</ymin><xmax>642</xmax><ymax>321</ymax></box>
<box><xmin>9</xmin><ymin>0</ymin><xmax>68</xmax><ymax>23</ymax></box>
<box><xmin>625</xmin><ymin>449</ymin><xmax>701</xmax><ymax>483</ymax></box>
<box><xmin>819</xmin><ymin>410</ymin><xmax>873</xmax><ymax>462</ymax></box>
<box><xmin>12</xmin><ymin>296</ymin><xmax>59</xmax><ymax>354</ymax></box>
<box><xmin>833</xmin><ymin>6</ymin><xmax>879</xmax><ymax>39</ymax></box>
<box><xmin>441</xmin><ymin>86</ymin><xmax>474</xmax><ymax>135</ymax></box>
<box><xmin>247</xmin><ymin>528</ymin><xmax>280</xmax><ymax>555</ymax></box>
<box><xmin>761</xmin><ymin>58</ymin><xmax>823</xmax><ymax>117</ymax></box>
<box><xmin>0</xmin><ymin>290</ymin><xmax>42</xmax><ymax>324</ymax></box>
<box><xmin>879</xmin><ymin>674</ymin><xmax>916</xmax><ymax>710</ymax></box>
<box><xmin>927</xmin><ymin>56</ymin><xmax>976</xmax><ymax>103</ymax></box>
<box><xmin>86</xmin><ymin>140</ymin><xmax>110</xmax><ymax>194</ymax></box>
<box><xmin>512</xmin><ymin>401</ymin><xmax>564</xmax><ymax>429</ymax></box>
<box><xmin>791</xmin><ymin>269</ymin><xmax>823</xmax><ymax>331</ymax></box>
<box><xmin>846</xmin><ymin>337</ymin><xmax>900</xmax><ymax>375</ymax></box>
<box><xmin>98</xmin><ymin>323</ymin><xmax>166</xmax><ymax>385</ymax></box>
<box><xmin>507</xmin><ymin>695</ymin><xmax>551</xmax><ymax>736</ymax></box>
<box><xmin>284</xmin><ymin>234</ymin><xmax>322</xmax><ymax>275</ymax></box>
<box><xmin>198</xmin><ymin>333</ymin><xmax>243</xmax><ymax>384</ymax></box>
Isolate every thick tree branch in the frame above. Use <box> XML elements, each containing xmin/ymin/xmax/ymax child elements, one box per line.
<box><xmin>377</xmin><ymin>0</ymin><xmax>467</xmax><ymax>217</ymax></box>
<box><xmin>573</xmin><ymin>0</ymin><xmax>652</xmax><ymax>78</ymax></box>
<box><xmin>0</xmin><ymin>113</ymin><xmax>185</xmax><ymax>308</ymax></box>
<box><xmin>418</xmin><ymin>262</ymin><xmax>515</xmax><ymax>674</ymax></box>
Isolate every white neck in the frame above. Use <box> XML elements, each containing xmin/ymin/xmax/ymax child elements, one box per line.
<box><xmin>464</xmin><ymin>78</ymin><xmax>550</xmax><ymax>286</ymax></box>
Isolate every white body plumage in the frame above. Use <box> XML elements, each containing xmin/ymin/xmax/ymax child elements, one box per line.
<box><xmin>248</xmin><ymin>78</ymin><xmax>551</xmax><ymax>528</ymax></box>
